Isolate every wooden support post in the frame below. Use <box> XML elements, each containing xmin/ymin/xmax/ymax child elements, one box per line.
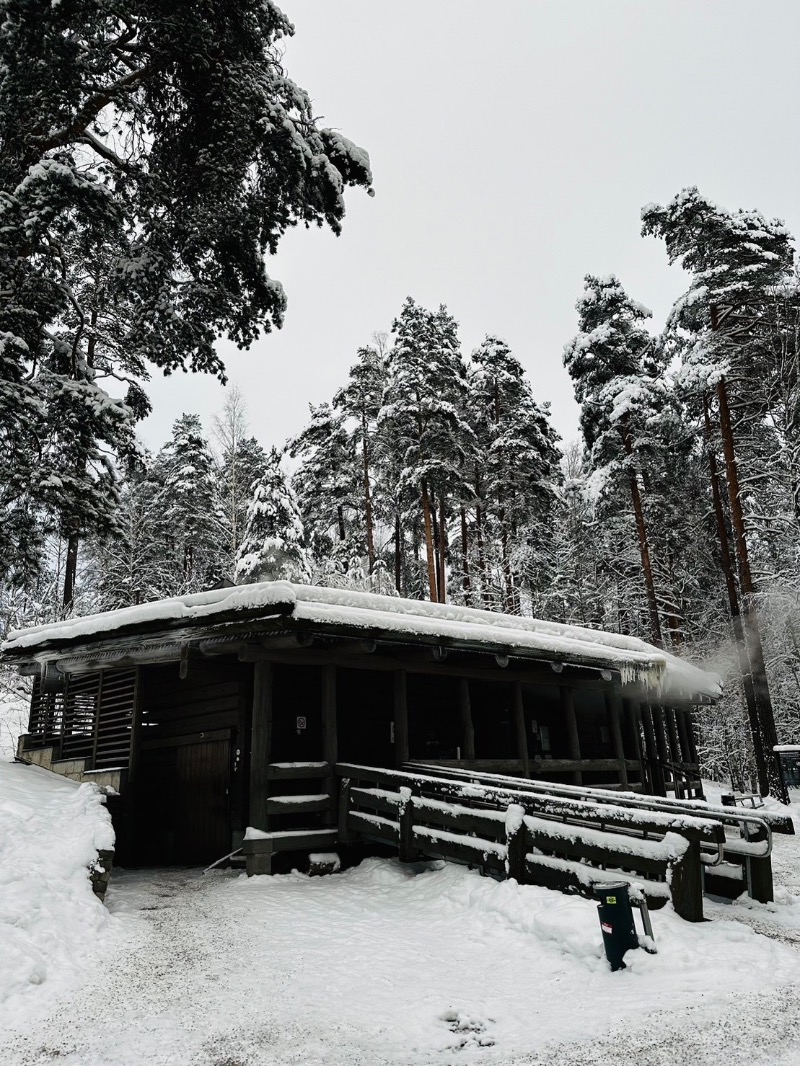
<box><xmin>321</xmin><ymin>665</ymin><xmax>337</xmax><ymax>825</ymax></box>
<box><xmin>459</xmin><ymin>677</ymin><xmax>475</xmax><ymax>761</ymax></box>
<box><xmin>651</xmin><ymin>706</ymin><xmax>671</xmax><ymax>792</ymax></box>
<box><xmin>560</xmin><ymin>686</ymin><xmax>581</xmax><ymax>786</ymax></box>
<box><xmin>670</xmin><ymin>838</ymin><xmax>704</xmax><ymax>922</ymax></box>
<box><xmin>394</xmin><ymin>670</ymin><xmax>409</xmax><ymax>767</ymax></box>
<box><xmin>623</xmin><ymin>698</ymin><xmax>645</xmax><ymax>790</ymax></box>
<box><xmin>249</xmin><ymin>661</ymin><xmax>272</xmax><ymax>831</ymax></box>
<box><xmin>505</xmin><ymin>804</ymin><xmax>527</xmax><ymax>882</ymax></box>
<box><xmin>512</xmin><ymin>682</ymin><xmax>530</xmax><ymax>778</ymax></box>
<box><xmin>676</xmin><ymin>709</ymin><xmax>692</xmax><ymax>766</ymax></box>
<box><xmin>665</xmin><ymin>707</ymin><xmax>682</xmax><ymax>764</ymax></box>
<box><xmin>606</xmin><ymin>689</ymin><xmax>628</xmax><ymax>788</ymax></box>
<box><xmin>641</xmin><ymin>705</ymin><xmax>666</xmax><ymax>797</ymax></box>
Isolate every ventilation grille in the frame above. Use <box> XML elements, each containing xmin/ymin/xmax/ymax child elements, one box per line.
<box><xmin>25</xmin><ymin>667</ymin><xmax>137</xmax><ymax>770</ymax></box>
<box><xmin>61</xmin><ymin>672</ymin><xmax>100</xmax><ymax>761</ymax></box>
<box><xmin>27</xmin><ymin>676</ymin><xmax>64</xmax><ymax>747</ymax></box>
<box><xmin>95</xmin><ymin>668</ymin><xmax>136</xmax><ymax>769</ymax></box>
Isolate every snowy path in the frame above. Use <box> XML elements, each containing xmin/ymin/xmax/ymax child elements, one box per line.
<box><xmin>2</xmin><ymin>854</ymin><xmax>800</xmax><ymax>1066</ymax></box>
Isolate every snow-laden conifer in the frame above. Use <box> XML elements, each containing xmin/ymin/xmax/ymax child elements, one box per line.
<box><xmin>236</xmin><ymin>449</ymin><xmax>309</xmax><ymax>585</ymax></box>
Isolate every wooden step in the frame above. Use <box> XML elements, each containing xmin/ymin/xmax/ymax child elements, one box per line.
<box><xmin>266</xmin><ymin>793</ymin><xmax>330</xmax><ymax>815</ymax></box>
<box><xmin>267</xmin><ymin>761</ymin><xmax>330</xmax><ymax>781</ymax></box>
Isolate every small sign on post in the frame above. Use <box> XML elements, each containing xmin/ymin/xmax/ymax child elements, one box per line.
<box><xmin>296</xmin><ymin>716</ymin><xmax>307</xmax><ymax>733</ymax></box>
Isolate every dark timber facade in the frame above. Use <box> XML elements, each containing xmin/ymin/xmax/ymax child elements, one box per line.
<box><xmin>4</xmin><ymin>584</ymin><xmax>715</xmax><ymax>869</ymax></box>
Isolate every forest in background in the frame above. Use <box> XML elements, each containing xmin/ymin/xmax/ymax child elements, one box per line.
<box><xmin>4</xmin><ymin>186</ymin><xmax>800</xmax><ymax>793</ymax></box>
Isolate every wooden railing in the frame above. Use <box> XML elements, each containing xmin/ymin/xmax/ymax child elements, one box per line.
<box><xmin>336</xmin><ymin>763</ymin><xmax>727</xmax><ymax>921</ymax></box>
<box><xmin>404</xmin><ymin>761</ymin><xmax>785</xmax><ymax>904</ymax></box>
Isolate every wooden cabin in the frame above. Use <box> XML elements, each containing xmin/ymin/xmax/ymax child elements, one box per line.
<box><xmin>2</xmin><ymin>582</ymin><xmax>719</xmax><ymax>869</ymax></box>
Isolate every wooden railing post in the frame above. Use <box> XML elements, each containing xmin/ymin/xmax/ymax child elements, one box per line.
<box><xmin>399</xmin><ymin>786</ymin><xmax>416</xmax><ymax>862</ymax></box>
<box><xmin>669</xmin><ymin>838</ymin><xmax>704</xmax><ymax>922</ymax></box>
<box><xmin>338</xmin><ymin>775</ymin><xmax>354</xmax><ymax>844</ymax></box>
<box><xmin>505</xmin><ymin>803</ymin><xmax>526</xmax><ymax>882</ymax></box>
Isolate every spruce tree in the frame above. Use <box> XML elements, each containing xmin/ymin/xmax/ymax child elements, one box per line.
<box><xmin>155</xmin><ymin>414</ymin><xmax>222</xmax><ymax>594</ymax></box>
<box><xmin>236</xmin><ymin>448</ymin><xmax>309</xmax><ymax>584</ymax></box>
<box><xmin>469</xmin><ymin>336</ymin><xmax>562</xmax><ymax>613</ymax></box>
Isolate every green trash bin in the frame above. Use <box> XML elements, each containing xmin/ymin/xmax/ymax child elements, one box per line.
<box><xmin>592</xmin><ymin>881</ymin><xmax>640</xmax><ymax>971</ymax></box>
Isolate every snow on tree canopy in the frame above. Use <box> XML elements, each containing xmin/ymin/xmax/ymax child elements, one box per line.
<box><xmin>2</xmin><ymin>581</ymin><xmax>720</xmax><ymax>700</ymax></box>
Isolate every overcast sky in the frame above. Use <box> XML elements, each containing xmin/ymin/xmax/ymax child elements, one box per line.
<box><xmin>139</xmin><ymin>0</ymin><xmax>800</xmax><ymax>455</ymax></box>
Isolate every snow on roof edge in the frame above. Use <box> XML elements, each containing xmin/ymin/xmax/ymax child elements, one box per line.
<box><xmin>1</xmin><ymin>581</ymin><xmax>721</xmax><ymax>700</ymax></box>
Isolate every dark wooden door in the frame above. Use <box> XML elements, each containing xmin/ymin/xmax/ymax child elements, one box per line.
<box><xmin>134</xmin><ymin>735</ymin><xmax>231</xmax><ymax>865</ymax></box>
<box><xmin>173</xmin><ymin>738</ymin><xmax>230</xmax><ymax>864</ymax></box>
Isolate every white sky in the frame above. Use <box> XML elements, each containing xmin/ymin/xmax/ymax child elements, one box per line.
<box><xmin>139</xmin><ymin>0</ymin><xmax>800</xmax><ymax>454</ymax></box>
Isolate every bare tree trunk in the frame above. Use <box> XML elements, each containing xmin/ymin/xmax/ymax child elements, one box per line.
<box><xmin>703</xmin><ymin>393</ymin><xmax>766</xmax><ymax>792</ymax></box>
<box><xmin>460</xmin><ymin>506</ymin><xmax>472</xmax><ymax>606</ymax></box>
<box><xmin>499</xmin><ymin>511</ymin><xmax>515</xmax><ymax>614</ymax></box>
<box><xmin>619</xmin><ymin>417</ymin><xmax>663</xmax><ymax>647</ymax></box>
<box><xmin>394</xmin><ymin>512</ymin><xmax>402</xmax><ymax>594</ymax></box>
<box><xmin>475</xmin><ymin>501</ymin><xmax>490</xmax><ymax>608</ymax></box>
<box><xmin>716</xmin><ymin>378</ymin><xmax>787</xmax><ymax>801</ymax></box>
<box><xmin>62</xmin><ymin>533</ymin><xmax>79</xmax><ymax>611</ymax></box>
<box><xmin>420</xmin><ymin>481</ymin><xmax>438</xmax><ymax>602</ymax></box>
<box><xmin>437</xmin><ymin>493</ymin><xmax>447</xmax><ymax>603</ymax></box>
<box><xmin>336</xmin><ymin>505</ymin><xmax>346</xmax><ymax>543</ymax></box>
<box><xmin>361</xmin><ymin>417</ymin><xmax>376</xmax><ymax>573</ymax></box>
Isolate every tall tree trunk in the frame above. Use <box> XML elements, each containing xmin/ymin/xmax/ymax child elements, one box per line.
<box><xmin>460</xmin><ymin>506</ymin><xmax>472</xmax><ymax>606</ymax></box>
<box><xmin>475</xmin><ymin>498</ymin><xmax>491</xmax><ymax>608</ymax></box>
<box><xmin>703</xmin><ymin>393</ymin><xmax>766</xmax><ymax>792</ymax></box>
<box><xmin>420</xmin><ymin>480</ymin><xmax>438</xmax><ymax>602</ymax></box>
<box><xmin>716</xmin><ymin>378</ymin><xmax>787</xmax><ymax>801</ymax></box>
<box><xmin>499</xmin><ymin>511</ymin><xmax>515</xmax><ymax>614</ymax></box>
<box><xmin>619</xmin><ymin>417</ymin><xmax>663</xmax><ymax>647</ymax></box>
<box><xmin>62</xmin><ymin>532</ymin><xmax>79</xmax><ymax>611</ymax></box>
<box><xmin>437</xmin><ymin>493</ymin><xmax>447</xmax><ymax>603</ymax></box>
<box><xmin>336</xmin><ymin>505</ymin><xmax>346</xmax><ymax>542</ymax></box>
<box><xmin>394</xmin><ymin>511</ymin><xmax>402</xmax><ymax>594</ymax></box>
<box><xmin>361</xmin><ymin>417</ymin><xmax>376</xmax><ymax>573</ymax></box>
<box><xmin>431</xmin><ymin>494</ymin><xmax>442</xmax><ymax>602</ymax></box>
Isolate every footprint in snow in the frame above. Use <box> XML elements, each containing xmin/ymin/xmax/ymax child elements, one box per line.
<box><xmin>439</xmin><ymin>1009</ymin><xmax>495</xmax><ymax>1050</ymax></box>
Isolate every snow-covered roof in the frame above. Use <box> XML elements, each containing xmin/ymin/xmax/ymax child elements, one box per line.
<box><xmin>1</xmin><ymin>581</ymin><xmax>720</xmax><ymax>700</ymax></box>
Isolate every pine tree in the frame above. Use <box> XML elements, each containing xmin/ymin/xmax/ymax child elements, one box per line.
<box><xmin>643</xmin><ymin>188</ymin><xmax>796</xmax><ymax>799</ymax></box>
<box><xmin>236</xmin><ymin>449</ymin><xmax>309</xmax><ymax>584</ymax></box>
<box><xmin>563</xmin><ymin>274</ymin><xmax>669</xmax><ymax>646</ymax></box>
<box><xmin>381</xmin><ymin>298</ymin><xmax>475</xmax><ymax>602</ymax></box>
<box><xmin>0</xmin><ymin>1</ymin><xmax>372</xmax><ymax>591</ymax></box>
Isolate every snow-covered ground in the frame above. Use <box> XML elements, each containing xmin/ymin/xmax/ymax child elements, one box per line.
<box><xmin>1</xmin><ymin>761</ymin><xmax>799</xmax><ymax>1066</ymax></box>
